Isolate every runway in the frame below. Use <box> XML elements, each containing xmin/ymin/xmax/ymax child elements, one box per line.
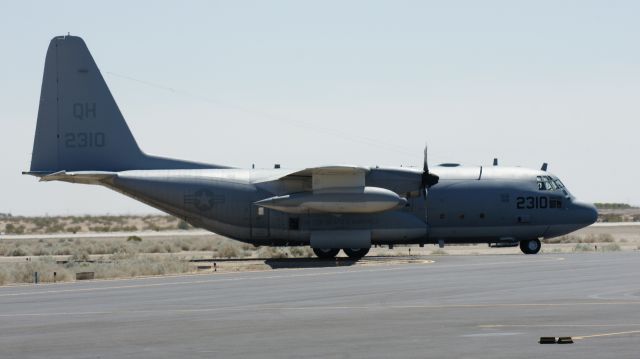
<box><xmin>1</xmin><ymin>253</ymin><xmax>639</xmax><ymax>358</ymax></box>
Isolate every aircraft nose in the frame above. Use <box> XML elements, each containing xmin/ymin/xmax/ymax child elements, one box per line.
<box><xmin>573</xmin><ymin>201</ymin><xmax>598</xmax><ymax>225</ymax></box>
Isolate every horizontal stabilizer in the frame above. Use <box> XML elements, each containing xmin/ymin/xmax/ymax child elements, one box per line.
<box><xmin>37</xmin><ymin>170</ymin><xmax>116</xmax><ymax>185</ymax></box>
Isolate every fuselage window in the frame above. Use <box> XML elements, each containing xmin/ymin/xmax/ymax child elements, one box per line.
<box><xmin>550</xmin><ymin>198</ymin><xmax>563</xmax><ymax>209</ymax></box>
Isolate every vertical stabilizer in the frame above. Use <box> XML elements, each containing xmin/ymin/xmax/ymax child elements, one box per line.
<box><xmin>29</xmin><ymin>35</ymin><xmax>221</xmax><ymax>173</ymax></box>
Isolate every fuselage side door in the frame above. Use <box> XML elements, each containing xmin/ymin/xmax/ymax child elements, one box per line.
<box><xmin>251</xmin><ymin>205</ymin><xmax>270</xmax><ymax>239</ymax></box>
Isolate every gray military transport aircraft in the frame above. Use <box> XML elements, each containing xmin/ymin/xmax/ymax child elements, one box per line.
<box><xmin>24</xmin><ymin>35</ymin><xmax>598</xmax><ymax>259</ymax></box>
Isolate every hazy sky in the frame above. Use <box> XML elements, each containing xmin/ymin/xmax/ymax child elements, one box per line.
<box><xmin>1</xmin><ymin>1</ymin><xmax>638</xmax><ymax>215</ymax></box>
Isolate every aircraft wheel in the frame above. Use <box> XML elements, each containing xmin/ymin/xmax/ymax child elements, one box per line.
<box><xmin>342</xmin><ymin>248</ymin><xmax>370</xmax><ymax>260</ymax></box>
<box><xmin>520</xmin><ymin>239</ymin><xmax>541</xmax><ymax>254</ymax></box>
<box><xmin>313</xmin><ymin>248</ymin><xmax>340</xmax><ymax>259</ymax></box>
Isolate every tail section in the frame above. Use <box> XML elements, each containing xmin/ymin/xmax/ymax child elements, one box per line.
<box><xmin>29</xmin><ymin>35</ymin><xmax>222</xmax><ymax>174</ymax></box>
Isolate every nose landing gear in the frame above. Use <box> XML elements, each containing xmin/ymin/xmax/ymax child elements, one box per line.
<box><xmin>520</xmin><ymin>238</ymin><xmax>541</xmax><ymax>254</ymax></box>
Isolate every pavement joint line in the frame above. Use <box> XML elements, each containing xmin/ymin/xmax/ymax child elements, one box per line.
<box><xmin>480</xmin><ymin>324</ymin><xmax>640</xmax><ymax>328</ymax></box>
<box><xmin>573</xmin><ymin>330</ymin><xmax>640</xmax><ymax>340</ymax></box>
<box><xmin>4</xmin><ymin>301</ymin><xmax>640</xmax><ymax>317</ymax></box>
<box><xmin>248</xmin><ymin>302</ymin><xmax>640</xmax><ymax>310</ymax></box>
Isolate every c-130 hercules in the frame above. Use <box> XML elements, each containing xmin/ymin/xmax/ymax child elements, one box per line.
<box><xmin>24</xmin><ymin>36</ymin><xmax>598</xmax><ymax>259</ymax></box>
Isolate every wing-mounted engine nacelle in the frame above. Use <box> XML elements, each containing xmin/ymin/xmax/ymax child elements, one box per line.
<box><xmin>254</xmin><ymin>186</ymin><xmax>407</xmax><ymax>214</ymax></box>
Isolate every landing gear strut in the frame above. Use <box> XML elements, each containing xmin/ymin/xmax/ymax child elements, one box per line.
<box><xmin>520</xmin><ymin>239</ymin><xmax>541</xmax><ymax>254</ymax></box>
<box><xmin>342</xmin><ymin>248</ymin><xmax>370</xmax><ymax>260</ymax></box>
<box><xmin>313</xmin><ymin>248</ymin><xmax>340</xmax><ymax>259</ymax></box>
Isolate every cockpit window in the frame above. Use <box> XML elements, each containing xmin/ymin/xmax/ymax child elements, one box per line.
<box><xmin>537</xmin><ymin>175</ymin><xmax>565</xmax><ymax>191</ymax></box>
<box><xmin>536</xmin><ymin>176</ymin><xmax>543</xmax><ymax>190</ymax></box>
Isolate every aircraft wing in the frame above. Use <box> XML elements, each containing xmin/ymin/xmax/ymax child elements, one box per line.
<box><xmin>284</xmin><ymin>165</ymin><xmax>369</xmax><ymax>191</ymax></box>
<box><xmin>253</xmin><ymin>165</ymin><xmax>408</xmax><ymax>214</ymax></box>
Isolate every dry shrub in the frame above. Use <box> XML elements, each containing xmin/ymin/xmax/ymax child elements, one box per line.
<box><xmin>196</xmin><ymin>240</ymin><xmax>214</xmax><ymax>251</ymax></box>
<box><xmin>574</xmin><ymin>243</ymin><xmax>594</xmax><ymax>252</ymax></box>
<box><xmin>33</xmin><ymin>247</ymin><xmax>51</xmax><ymax>256</ymax></box>
<box><xmin>69</xmin><ymin>249</ymin><xmax>90</xmax><ymax>262</ymax></box>
<box><xmin>547</xmin><ymin>235</ymin><xmax>580</xmax><ymax>244</ymax></box>
<box><xmin>217</xmin><ymin>241</ymin><xmax>240</xmax><ymax>258</ymax></box>
<box><xmin>0</xmin><ymin>235</ymin><xmax>232</xmax><ymax>258</ymax></box>
<box><xmin>0</xmin><ymin>258</ymin><xmax>74</xmax><ymax>285</ymax></box>
<box><xmin>0</xmin><ymin>267</ymin><xmax>8</xmax><ymax>285</ymax></box>
<box><xmin>77</xmin><ymin>255</ymin><xmax>191</xmax><ymax>279</ymax></box>
<box><xmin>148</xmin><ymin>243</ymin><xmax>166</xmax><ymax>253</ymax></box>
<box><xmin>548</xmin><ymin>233</ymin><xmax>615</xmax><ymax>244</ymax></box>
<box><xmin>163</xmin><ymin>242</ymin><xmax>178</xmax><ymax>253</ymax></box>
<box><xmin>54</xmin><ymin>247</ymin><xmax>73</xmax><ymax>256</ymax></box>
<box><xmin>431</xmin><ymin>249</ymin><xmax>448</xmax><ymax>255</ymax></box>
<box><xmin>289</xmin><ymin>246</ymin><xmax>313</xmax><ymax>258</ymax></box>
<box><xmin>9</xmin><ymin>247</ymin><xmax>28</xmax><ymax>257</ymax></box>
<box><xmin>256</xmin><ymin>246</ymin><xmax>288</xmax><ymax>259</ymax></box>
<box><xmin>582</xmin><ymin>233</ymin><xmax>614</xmax><ymax>243</ymax></box>
<box><xmin>602</xmin><ymin>243</ymin><xmax>621</xmax><ymax>252</ymax></box>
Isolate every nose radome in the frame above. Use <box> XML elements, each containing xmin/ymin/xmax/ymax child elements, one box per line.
<box><xmin>575</xmin><ymin>201</ymin><xmax>598</xmax><ymax>224</ymax></box>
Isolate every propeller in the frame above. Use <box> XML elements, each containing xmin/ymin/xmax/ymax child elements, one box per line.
<box><xmin>421</xmin><ymin>145</ymin><xmax>439</xmax><ymax>198</ymax></box>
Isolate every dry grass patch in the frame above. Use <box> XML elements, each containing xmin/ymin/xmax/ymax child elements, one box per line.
<box><xmin>547</xmin><ymin>233</ymin><xmax>615</xmax><ymax>244</ymax></box>
<box><xmin>430</xmin><ymin>249</ymin><xmax>448</xmax><ymax>255</ymax></box>
<box><xmin>0</xmin><ymin>215</ymin><xmax>191</xmax><ymax>235</ymax></box>
<box><xmin>0</xmin><ymin>257</ymin><xmax>74</xmax><ymax>285</ymax></box>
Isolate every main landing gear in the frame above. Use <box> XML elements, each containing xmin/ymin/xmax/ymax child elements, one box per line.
<box><xmin>342</xmin><ymin>248</ymin><xmax>370</xmax><ymax>259</ymax></box>
<box><xmin>312</xmin><ymin>248</ymin><xmax>370</xmax><ymax>260</ymax></box>
<box><xmin>520</xmin><ymin>238</ymin><xmax>541</xmax><ymax>254</ymax></box>
<box><xmin>312</xmin><ymin>248</ymin><xmax>340</xmax><ymax>259</ymax></box>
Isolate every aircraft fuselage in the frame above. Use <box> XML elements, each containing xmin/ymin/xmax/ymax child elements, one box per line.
<box><xmin>100</xmin><ymin>165</ymin><xmax>597</xmax><ymax>249</ymax></box>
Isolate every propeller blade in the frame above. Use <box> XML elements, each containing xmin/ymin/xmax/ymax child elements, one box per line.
<box><xmin>421</xmin><ymin>145</ymin><xmax>439</xmax><ymax>198</ymax></box>
<box><xmin>423</xmin><ymin>145</ymin><xmax>429</xmax><ymax>174</ymax></box>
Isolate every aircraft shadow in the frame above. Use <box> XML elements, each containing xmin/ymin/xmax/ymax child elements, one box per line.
<box><xmin>263</xmin><ymin>258</ymin><xmax>359</xmax><ymax>269</ymax></box>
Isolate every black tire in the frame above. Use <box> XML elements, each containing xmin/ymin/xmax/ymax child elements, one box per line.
<box><xmin>520</xmin><ymin>239</ymin><xmax>541</xmax><ymax>254</ymax></box>
<box><xmin>342</xmin><ymin>248</ymin><xmax>370</xmax><ymax>260</ymax></box>
<box><xmin>313</xmin><ymin>248</ymin><xmax>340</xmax><ymax>259</ymax></box>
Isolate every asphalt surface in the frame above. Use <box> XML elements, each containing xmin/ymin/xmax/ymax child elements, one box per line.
<box><xmin>1</xmin><ymin>253</ymin><xmax>639</xmax><ymax>358</ymax></box>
